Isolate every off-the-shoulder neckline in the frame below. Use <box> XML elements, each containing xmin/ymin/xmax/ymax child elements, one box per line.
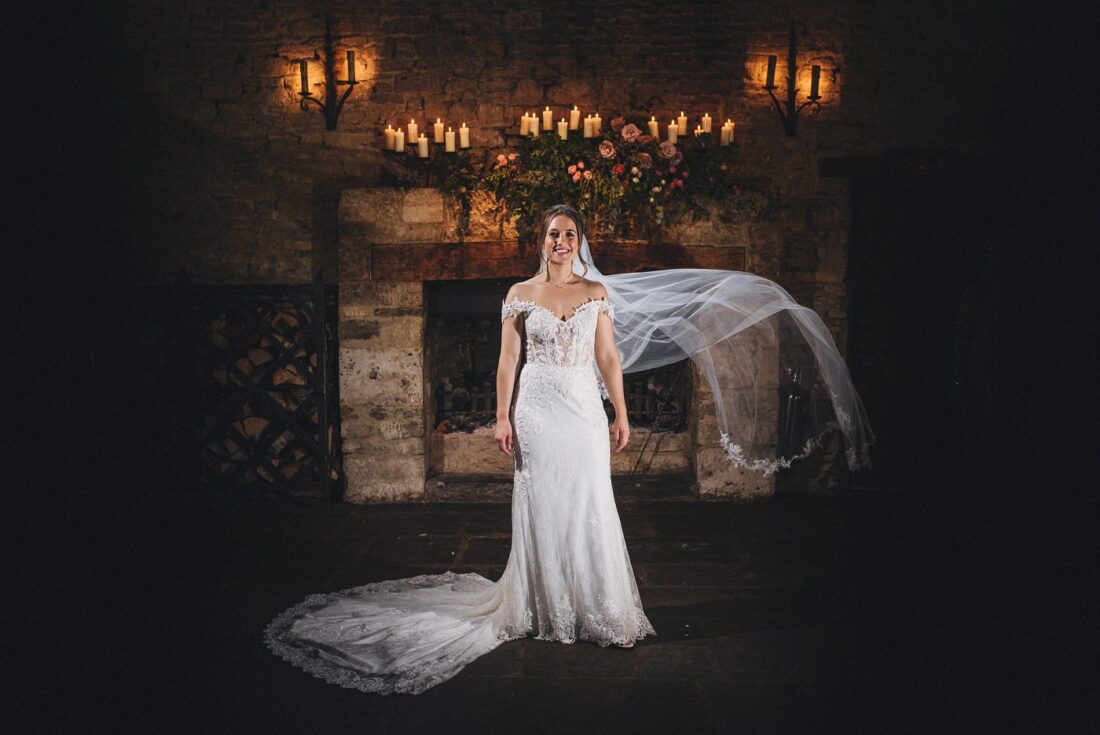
<box><xmin>503</xmin><ymin>296</ymin><xmax>610</xmax><ymax>323</ymax></box>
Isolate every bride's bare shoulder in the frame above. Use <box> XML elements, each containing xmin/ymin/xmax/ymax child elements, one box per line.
<box><xmin>578</xmin><ymin>278</ymin><xmax>609</xmax><ymax>301</ymax></box>
<box><xmin>503</xmin><ymin>280</ymin><xmax>536</xmax><ymax>303</ymax></box>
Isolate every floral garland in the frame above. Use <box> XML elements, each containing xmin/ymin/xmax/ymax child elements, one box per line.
<box><xmin>384</xmin><ymin>115</ymin><xmax>761</xmax><ymax>238</ymax></box>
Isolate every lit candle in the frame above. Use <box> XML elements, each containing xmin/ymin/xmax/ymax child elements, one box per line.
<box><xmin>694</xmin><ymin>125</ymin><xmax>702</xmax><ymax>137</ymax></box>
<box><xmin>765</xmin><ymin>55</ymin><xmax>778</xmax><ymax>89</ymax></box>
<box><xmin>394</xmin><ymin>129</ymin><xmax>405</xmax><ymax>152</ymax></box>
<box><xmin>728</xmin><ymin>120</ymin><xmax>735</xmax><ymax>143</ymax></box>
<box><xmin>459</xmin><ymin>122</ymin><xmax>470</xmax><ymax>148</ymax></box>
<box><xmin>677</xmin><ymin>111</ymin><xmax>687</xmax><ymax>136</ymax></box>
<box><xmin>520</xmin><ymin>113</ymin><xmax>530</xmax><ymax>136</ymax></box>
<box><xmin>384</xmin><ymin>124</ymin><xmax>395</xmax><ymax>150</ymax></box>
<box><xmin>648</xmin><ymin>116</ymin><xmax>659</xmax><ymax>138</ymax></box>
<box><xmin>542</xmin><ymin>106</ymin><xmax>553</xmax><ymax>132</ymax></box>
<box><xmin>809</xmin><ymin>65</ymin><xmax>821</xmax><ymax>99</ymax></box>
<box><xmin>445</xmin><ymin>126</ymin><xmax>456</xmax><ymax>152</ymax></box>
<box><xmin>593</xmin><ymin>111</ymin><xmax>601</xmax><ymax>134</ymax></box>
<box><xmin>720</xmin><ymin>120</ymin><xmax>732</xmax><ymax>146</ymax></box>
<box><xmin>702</xmin><ymin>113</ymin><xmax>712</xmax><ymax>133</ymax></box>
<box><xmin>417</xmin><ymin>134</ymin><xmax>429</xmax><ymax>158</ymax></box>
<box><xmin>434</xmin><ymin>118</ymin><xmax>445</xmax><ymax>143</ymax></box>
<box><xmin>299</xmin><ymin>60</ymin><xmax>309</xmax><ymax>95</ymax></box>
<box><xmin>667</xmin><ymin>120</ymin><xmax>678</xmax><ymax>144</ymax></box>
<box><xmin>583</xmin><ymin>116</ymin><xmax>593</xmax><ymax>138</ymax></box>
<box><xmin>346</xmin><ymin>51</ymin><xmax>356</xmax><ymax>83</ymax></box>
<box><xmin>569</xmin><ymin>105</ymin><xmax>580</xmax><ymax>130</ymax></box>
<box><xmin>557</xmin><ymin>118</ymin><xmax>568</xmax><ymax>140</ymax></box>
<box><xmin>530</xmin><ymin>115</ymin><xmax>539</xmax><ymax>137</ymax></box>
<box><xmin>407</xmin><ymin>119</ymin><xmax>418</xmax><ymax>142</ymax></box>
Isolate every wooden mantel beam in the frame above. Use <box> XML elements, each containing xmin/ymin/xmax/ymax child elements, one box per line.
<box><xmin>365</xmin><ymin>240</ymin><xmax>745</xmax><ymax>281</ymax></box>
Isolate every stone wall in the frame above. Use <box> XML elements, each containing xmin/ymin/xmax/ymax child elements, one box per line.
<box><xmin>102</xmin><ymin>0</ymin><xmax>999</xmax><ymax>499</ymax></box>
<box><xmin>110</xmin><ymin>0</ymin><xmax>992</xmax><ymax>298</ymax></box>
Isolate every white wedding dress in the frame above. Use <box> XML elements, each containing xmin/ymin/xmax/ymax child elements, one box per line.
<box><xmin>264</xmin><ymin>295</ymin><xmax>656</xmax><ymax>695</ymax></box>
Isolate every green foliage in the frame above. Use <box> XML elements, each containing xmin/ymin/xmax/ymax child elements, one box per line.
<box><xmin>386</xmin><ymin>115</ymin><xmax>753</xmax><ymax>239</ymax></box>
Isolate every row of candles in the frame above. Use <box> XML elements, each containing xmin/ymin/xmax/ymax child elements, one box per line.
<box><xmin>519</xmin><ymin>107</ymin><xmax>736</xmax><ymax>145</ymax></box>
<box><xmin>382</xmin><ymin>109</ymin><xmax>737</xmax><ymax>155</ymax></box>
<box><xmin>383</xmin><ymin>119</ymin><xmax>471</xmax><ymax>155</ymax></box>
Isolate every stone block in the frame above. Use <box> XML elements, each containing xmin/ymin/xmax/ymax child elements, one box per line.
<box><xmin>339</xmin><ymin>313</ymin><xmax>423</xmax><ymax>350</ymax></box>
<box><xmin>402</xmin><ymin>189</ymin><xmax>445</xmax><ymax>224</ymax></box>
<box><xmin>339</xmin><ymin>348</ymin><xmax>422</xmax><ymax>405</ymax></box>
<box><xmin>695</xmin><ymin>447</ymin><xmax>775</xmax><ymax>498</ymax></box>
<box><xmin>434</xmin><ymin>426</ymin><xmax>513</xmax><ymax>475</ymax></box>
<box><xmin>612</xmin><ymin>449</ymin><xmax>691</xmax><ymax>473</ymax></box>
<box><xmin>341</xmin><ymin>281</ymin><xmax>424</xmax><ymax>309</ymax></box>
<box><xmin>342</xmin><ymin>454</ymin><xmax>425</xmax><ymax>503</ymax></box>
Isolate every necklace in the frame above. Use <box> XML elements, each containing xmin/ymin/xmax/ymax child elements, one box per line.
<box><xmin>549</xmin><ymin>275</ymin><xmax>574</xmax><ymax>289</ymax></box>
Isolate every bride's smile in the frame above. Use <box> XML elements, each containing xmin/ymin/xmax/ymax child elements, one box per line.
<box><xmin>546</xmin><ymin>221</ymin><xmax>577</xmax><ymax>261</ymax></box>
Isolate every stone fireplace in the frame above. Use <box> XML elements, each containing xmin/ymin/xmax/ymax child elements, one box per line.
<box><xmin>337</xmin><ymin>188</ymin><xmax>777</xmax><ymax>502</ymax></box>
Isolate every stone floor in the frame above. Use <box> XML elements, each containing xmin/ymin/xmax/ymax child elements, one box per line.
<box><xmin>63</xmin><ymin>469</ymin><xmax>1063</xmax><ymax>734</ymax></box>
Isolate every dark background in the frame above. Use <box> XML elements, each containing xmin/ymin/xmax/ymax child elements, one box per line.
<box><xmin>16</xmin><ymin>1</ymin><xmax>1090</xmax><ymax>731</ymax></box>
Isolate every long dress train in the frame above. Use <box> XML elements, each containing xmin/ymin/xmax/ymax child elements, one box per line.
<box><xmin>263</xmin><ymin>296</ymin><xmax>656</xmax><ymax>695</ymax></box>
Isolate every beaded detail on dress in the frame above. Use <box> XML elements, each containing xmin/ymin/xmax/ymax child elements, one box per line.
<box><xmin>501</xmin><ymin>297</ymin><xmax>614</xmax><ymax>368</ymax></box>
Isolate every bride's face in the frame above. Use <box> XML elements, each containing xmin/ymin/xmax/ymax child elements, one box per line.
<box><xmin>544</xmin><ymin>214</ymin><xmax>578</xmax><ymax>266</ymax></box>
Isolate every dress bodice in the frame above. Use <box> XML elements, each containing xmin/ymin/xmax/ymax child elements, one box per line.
<box><xmin>501</xmin><ymin>297</ymin><xmax>615</xmax><ymax>368</ymax></box>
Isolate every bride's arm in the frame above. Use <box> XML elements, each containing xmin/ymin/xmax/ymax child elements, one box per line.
<box><xmin>495</xmin><ymin>285</ymin><xmax>524</xmax><ymax>456</ymax></box>
<box><xmin>593</xmin><ymin>287</ymin><xmax>630</xmax><ymax>453</ymax></box>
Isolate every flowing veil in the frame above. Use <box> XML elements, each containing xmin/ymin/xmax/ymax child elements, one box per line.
<box><xmin>573</xmin><ymin>235</ymin><xmax>874</xmax><ymax>476</ymax></box>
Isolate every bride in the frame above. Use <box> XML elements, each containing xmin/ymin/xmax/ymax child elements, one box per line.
<box><xmin>264</xmin><ymin>205</ymin><xmax>655</xmax><ymax>695</ymax></box>
<box><xmin>264</xmin><ymin>204</ymin><xmax>873</xmax><ymax>695</ymax></box>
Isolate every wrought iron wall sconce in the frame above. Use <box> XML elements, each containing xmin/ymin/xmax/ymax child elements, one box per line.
<box><xmin>764</xmin><ymin>21</ymin><xmax>830</xmax><ymax>137</ymax></box>
<box><xmin>298</xmin><ymin>16</ymin><xmax>360</xmax><ymax>131</ymax></box>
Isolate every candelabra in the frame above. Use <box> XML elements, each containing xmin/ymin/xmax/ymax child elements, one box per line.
<box><xmin>298</xmin><ymin>16</ymin><xmax>360</xmax><ymax>131</ymax></box>
<box><xmin>764</xmin><ymin>22</ymin><xmax>830</xmax><ymax>137</ymax></box>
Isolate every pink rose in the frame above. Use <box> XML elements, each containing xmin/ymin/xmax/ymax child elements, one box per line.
<box><xmin>610</xmin><ymin>115</ymin><xmax>626</xmax><ymax>133</ymax></box>
<box><xmin>568</xmin><ymin>164</ymin><xmax>577</xmax><ymax>174</ymax></box>
<box><xmin>621</xmin><ymin>123</ymin><xmax>640</xmax><ymax>142</ymax></box>
<box><xmin>507</xmin><ymin>152</ymin><xmax>517</xmax><ymax>161</ymax></box>
<box><xmin>668</xmin><ymin>165</ymin><xmax>676</xmax><ymax>174</ymax></box>
<box><xmin>658</xmin><ymin>141</ymin><xmax>677</xmax><ymax>159</ymax></box>
<box><xmin>681</xmin><ymin>171</ymin><xmax>689</xmax><ymax>179</ymax></box>
<box><xmin>497</xmin><ymin>154</ymin><xmax>507</xmax><ymax>165</ymax></box>
<box><xmin>638</xmin><ymin>152</ymin><xmax>653</xmax><ymax>169</ymax></box>
<box><xmin>612</xmin><ymin>163</ymin><xmax>625</xmax><ymax>175</ymax></box>
<box><xmin>572</xmin><ymin>171</ymin><xmax>582</xmax><ymax>183</ymax></box>
<box><xmin>583</xmin><ymin>170</ymin><xmax>593</xmax><ymax>180</ymax></box>
<box><xmin>599</xmin><ymin>140</ymin><xmax>616</xmax><ymax>159</ymax></box>
<box><xmin>577</xmin><ymin>161</ymin><xmax>585</xmax><ymax>170</ymax></box>
<box><xmin>636</xmin><ymin>134</ymin><xmax>653</xmax><ymax>145</ymax></box>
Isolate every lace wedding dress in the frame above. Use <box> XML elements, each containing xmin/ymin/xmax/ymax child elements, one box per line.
<box><xmin>264</xmin><ymin>295</ymin><xmax>656</xmax><ymax>695</ymax></box>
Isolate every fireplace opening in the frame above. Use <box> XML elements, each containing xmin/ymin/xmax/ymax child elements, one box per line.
<box><xmin>425</xmin><ymin>279</ymin><xmax>692</xmax><ymax>477</ymax></box>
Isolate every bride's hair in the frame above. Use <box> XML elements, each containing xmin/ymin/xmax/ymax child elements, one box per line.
<box><xmin>536</xmin><ymin>204</ymin><xmax>590</xmax><ymax>279</ymax></box>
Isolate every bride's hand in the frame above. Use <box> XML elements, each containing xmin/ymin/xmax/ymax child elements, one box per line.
<box><xmin>612</xmin><ymin>415</ymin><xmax>630</xmax><ymax>453</ymax></box>
<box><xmin>494</xmin><ymin>417</ymin><xmax>514</xmax><ymax>456</ymax></box>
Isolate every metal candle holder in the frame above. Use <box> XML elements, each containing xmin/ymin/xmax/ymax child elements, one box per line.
<box><xmin>298</xmin><ymin>16</ymin><xmax>360</xmax><ymax>131</ymax></box>
<box><xmin>764</xmin><ymin>22</ymin><xmax>830</xmax><ymax>137</ymax></box>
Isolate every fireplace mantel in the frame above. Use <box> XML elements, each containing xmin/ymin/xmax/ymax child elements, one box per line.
<box><xmin>339</xmin><ymin>188</ymin><xmax>749</xmax><ymax>281</ymax></box>
<box><xmin>358</xmin><ymin>239</ymin><xmax>746</xmax><ymax>280</ymax></box>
